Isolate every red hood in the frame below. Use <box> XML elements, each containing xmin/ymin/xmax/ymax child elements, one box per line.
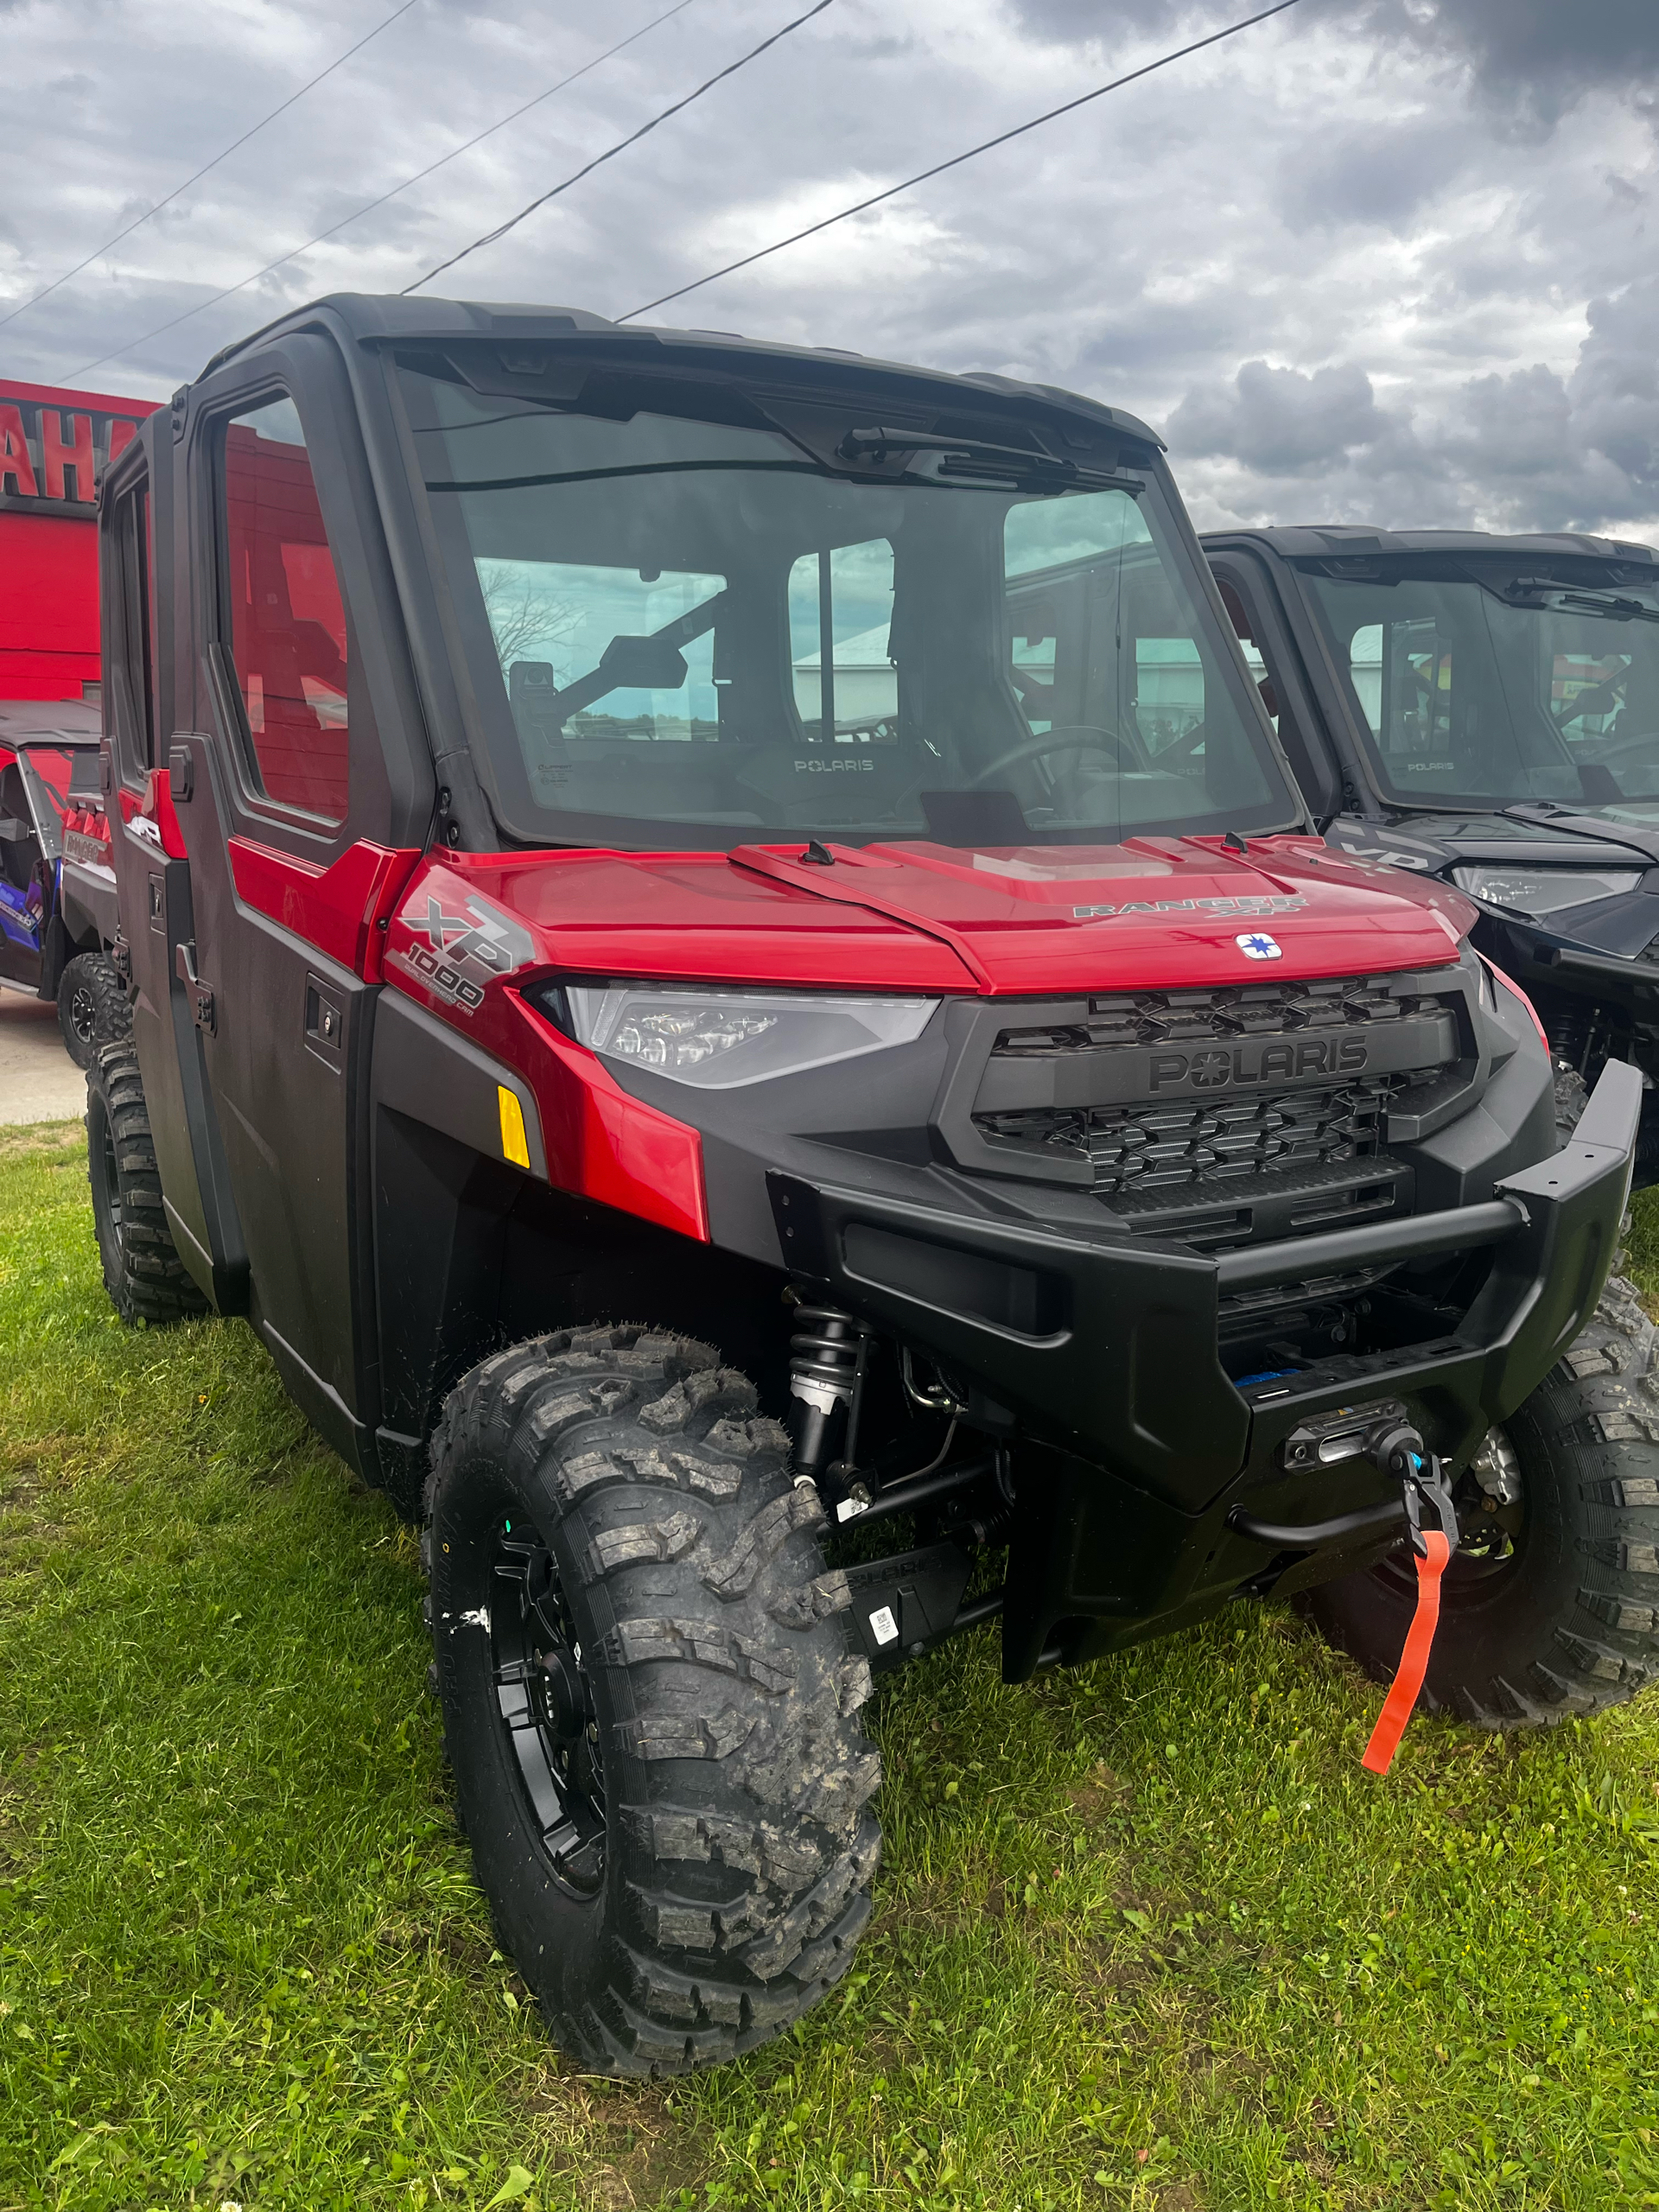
<box><xmin>411</xmin><ymin>833</ymin><xmax>1475</xmax><ymax>995</ymax></box>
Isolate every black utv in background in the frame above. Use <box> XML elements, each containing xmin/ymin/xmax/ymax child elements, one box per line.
<box><xmin>1201</xmin><ymin>525</ymin><xmax>1659</xmax><ymax>1173</ymax></box>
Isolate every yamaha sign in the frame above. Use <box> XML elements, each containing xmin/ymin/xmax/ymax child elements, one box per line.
<box><xmin>0</xmin><ymin>388</ymin><xmax>148</xmax><ymax>519</ymax></box>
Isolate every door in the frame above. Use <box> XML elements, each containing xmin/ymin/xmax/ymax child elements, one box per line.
<box><xmin>1208</xmin><ymin>553</ymin><xmax>1344</xmax><ymax>823</ymax></box>
<box><xmin>168</xmin><ymin>360</ymin><xmax>412</xmax><ymax>1471</ymax></box>
<box><xmin>99</xmin><ymin>454</ymin><xmax>245</xmax><ymax>1301</ymax></box>
<box><xmin>0</xmin><ymin>749</ymin><xmax>44</xmax><ymax>989</ymax></box>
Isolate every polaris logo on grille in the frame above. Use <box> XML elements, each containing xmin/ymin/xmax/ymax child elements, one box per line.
<box><xmin>1149</xmin><ymin>1036</ymin><xmax>1370</xmax><ymax>1090</ymax></box>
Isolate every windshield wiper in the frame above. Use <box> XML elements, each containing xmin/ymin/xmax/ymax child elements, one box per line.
<box><xmin>836</xmin><ymin>425</ymin><xmax>1140</xmax><ymax>493</ymax></box>
<box><xmin>1484</xmin><ymin>575</ymin><xmax>1659</xmax><ymax>626</ymax></box>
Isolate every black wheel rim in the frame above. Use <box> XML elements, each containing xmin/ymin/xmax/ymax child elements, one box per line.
<box><xmin>491</xmin><ymin>1515</ymin><xmax>607</xmax><ymax>1897</ymax></box>
<box><xmin>70</xmin><ymin>984</ymin><xmax>98</xmax><ymax>1046</ymax></box>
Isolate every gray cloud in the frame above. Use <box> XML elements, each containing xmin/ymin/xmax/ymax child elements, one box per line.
<box><xmin>1168</xmin><ymin>361</ymin><xmax>1399</xmax><ymax>474</ymax></box>
<box><xmin>0</xmin><ymin>0</ymin><xmax>1653</xmax><ymax>553</ymax></box>
<box><xmin>1014</xmin><ymin>0</ymin><xmax>1659</xmax><ymax>140</ymax></box>
<box><xmin>1001</xmin><ymin>0</ymin><xmax>1197</xmax><ymax>44</ymax></box>
<box><xmin>1168</xmin><ymin>275</ymin><xmax>1659</xmax><ymax>536</ymax></box>
<box><xmin>1560</xmin><ymin>277</ymin><xmax>1659</xmax><ymax>519</ymax></box>
<box><xmin>1363</xmin><ymin>0</ymin><xmax>1659</xmax><ymax>136</ymax></box>
<box><xmin>1275</xmin><ymin>118</ymin><xmax>1470</xmax><ymax>231</ymax></box>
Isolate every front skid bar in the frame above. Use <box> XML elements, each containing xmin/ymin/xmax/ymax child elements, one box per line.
<box><xmin>772</xmin><ymin>1058</ymin><xmax>1640</xmax><ymax>1676</ymax></box>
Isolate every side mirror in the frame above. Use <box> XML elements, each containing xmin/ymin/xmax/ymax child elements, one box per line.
<box><xmin>596</xmin><ymin>634</ymin><xmax>689</xmax><ymax>693</ymax></box>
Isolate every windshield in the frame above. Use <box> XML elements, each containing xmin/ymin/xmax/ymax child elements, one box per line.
<box><xmin>399</xmin><ymin>364</ymin><xmax>1295</xmax><ymax>850</ymax></box>
<box><xmin>1299</xmin><ymin>565</ymin><xmax>1659</xmax><ymax>811</ymax></box>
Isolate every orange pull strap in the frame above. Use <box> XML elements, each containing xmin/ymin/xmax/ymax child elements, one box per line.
<box><xmin>1362</xmin><ymin>1529</ymin><xmax>1451</xmax><ymax>1776</ymax></box>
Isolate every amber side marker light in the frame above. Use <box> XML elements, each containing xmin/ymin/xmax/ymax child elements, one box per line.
<box><xmin>499</xmin><ymin>1085</ymin><xmax>531</xmax><ymax>1170</ymax></box>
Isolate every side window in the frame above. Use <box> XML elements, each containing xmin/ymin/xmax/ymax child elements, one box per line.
<box><xmin>1375</xmin><ymin>616</ymin><xmax>1455</xmax><ymax>770</ymax></box>
<box><xmin>106</xmin><ymin>477</ymin><xmax>156</xmax><ymax>780</ymax></box>
<box><xmin>787</xmin><ymin>539</ymin><xmax>897</xmax><ymax>742</ymax></box>
<box><xmin>1349</xmin><ymin>622</ymin><xmax>1384</xmax><ymax>735</ymax></box>
<box><xmin>1134</xmin><ymin>637</ymin><xmax>1205</xmax><ymax>753</ymax></box>
<box><xmin>1008</xmin><ymin>584</ymin><xmax>1058</xmax><ymax>732</ymax></box>
<box><xmin>1554</xmin><ymin>645</ymin><xmax>1634</xmax><ymax>747</ymax></box>
<box><xmin>1215</xmin><ymin>568</ymin><xmax>1338</xmax><ymax>817</ymax></box>
<box><xmin>1217</xmin><ymin>576</ymin><xmax>1278</xmax><ymax>728</ymax></box>
<box><xmin>221</xmin><ymin>395</ymin><xmax>350</xmax><ymax>823</ymax></box>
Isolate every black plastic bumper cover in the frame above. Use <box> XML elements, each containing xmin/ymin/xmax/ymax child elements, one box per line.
<box><xmin>770</xmin><ymin>1058</ymin><xmax>1640</xmax><ymax>1676</ymax></box>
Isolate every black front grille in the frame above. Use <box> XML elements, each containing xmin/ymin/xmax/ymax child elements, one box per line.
<box><xmin>991</xmin><ymin>975</ymin><xmax>1447</xmax><ymax>1056</ymax></box>
<box><xmin>956</xmin><ymin>967</ymin><xmax>1472</xmax><ymax>1244</ymax></box>
<box><xmin>978</xmin><ymin>1075</ymin><xmax>1399</xmax><ymax>1195</ymax></box>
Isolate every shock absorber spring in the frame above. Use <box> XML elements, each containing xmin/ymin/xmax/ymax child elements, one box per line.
<box><xmin>787</xmin><ymin>1305</ymin><xmax>868</xmax><ymax>1478</ymax></box>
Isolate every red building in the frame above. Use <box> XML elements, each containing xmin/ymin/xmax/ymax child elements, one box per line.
<box><xmin>0</xmin><ymin>378</ymin><xmax>159</xmax><ymax>700</ymax></box>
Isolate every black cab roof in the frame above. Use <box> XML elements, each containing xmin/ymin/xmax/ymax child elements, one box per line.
<box><xmin>192</xmin><ymin>290</ymin><xmax>1165</xmax><ymax>452</ymax></box>
<box><xmin>1198</xmin><ymin>522</ymin><xmax>1657</xmax><ymax>567</ymax></box>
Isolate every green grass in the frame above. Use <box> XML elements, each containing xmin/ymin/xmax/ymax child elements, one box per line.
<box><xmin>2</xmin><ymin>1118</ymin><xmax>1657</xmax><ymax>2212</ymax></box>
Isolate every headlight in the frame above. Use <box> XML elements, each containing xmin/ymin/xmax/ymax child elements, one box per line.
<box><xmin>1449</xmin><ymin>864</ymin><xmax>1643</xmax><ymax>918</ymax></box>
<box><xmin>553</xmin><ymin>983</ymin><xmax>938</xmax><ymax>1088</ymax></box>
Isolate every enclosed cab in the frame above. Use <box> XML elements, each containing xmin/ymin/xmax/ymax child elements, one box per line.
<box><xmin>84</xmin><ymin>300</ymin><xmax>1646</xmax><ymax>2074</ymax></box>
<box><xmin>1203</xmin><ymin>524</ymin><xmax>1659</xmax><ymax>1173</ymax></box>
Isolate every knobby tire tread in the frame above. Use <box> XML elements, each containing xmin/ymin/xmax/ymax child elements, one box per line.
<box><xmin>423</xmin><ymin>1325</ymin><xmax>881</xmax><ymax>2077</ymax></box>
<box><xmin>86</xmin><ymin>1039</ymin><xmax>208</xmax><ymax>1326</ymax></box>
<box><xmin>1306</xmin><ymin>1270</ymin><xmax>1659</xmax><ymax>1727</ymax></box>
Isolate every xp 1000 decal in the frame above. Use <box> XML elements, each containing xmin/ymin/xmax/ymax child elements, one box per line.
<box><xmin>388</xmin><ymin>882</ymin><xmax>537</xmax><ymax>1014</ymax></box>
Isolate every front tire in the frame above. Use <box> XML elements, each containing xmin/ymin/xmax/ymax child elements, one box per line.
<box><xmin>424</xmin><ymin>1326</ymin><xmax>881</xmax><ymax>2075</ymax></box>
<box><xmin>1303</xmin><ymin>1274</ymin><xmax>1659</xmax><ymax>1726</ymax></box>
<box><xmin>57</xmin><ymin>950</ymin><xmax>131</xmax><ymax>1071</ymax></box>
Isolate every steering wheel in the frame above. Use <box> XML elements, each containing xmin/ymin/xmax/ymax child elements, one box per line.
<box><xmin>966</xmin><ymin>724</ymin><xmax>1147</xmax><ymax>790</ymax></box>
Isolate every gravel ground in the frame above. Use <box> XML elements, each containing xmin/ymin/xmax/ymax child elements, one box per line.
<box><xmin>0</xmin><ymin>990</ymin><xmax>85</xmax><ymax>1124</ymax></box>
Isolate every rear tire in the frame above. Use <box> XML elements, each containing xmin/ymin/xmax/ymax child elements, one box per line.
<box><xmin>424</xmin><ymin>1325</ymin><xmax>881</xmax><ymax>2075</ymax></box>
<box><xmin>86</xmin><ymin>1040</ymin><xmax>209</xmax><ymax>1326</ymax></box>
<box><xmin>1303</xmin><ymin>1274</ymin><xmax>1659</xmax><ymax>1726</ymax></box>
<box><xmin>57</xmin><ymin>951</ymin><xmax>130</xmax><ymax>1071</ymax></box>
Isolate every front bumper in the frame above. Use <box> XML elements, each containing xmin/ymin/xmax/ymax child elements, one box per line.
<box><xmin>772</xmin><ymin>1057</ymin><xmax>1641</xmax><ymax>1676</ymax></box>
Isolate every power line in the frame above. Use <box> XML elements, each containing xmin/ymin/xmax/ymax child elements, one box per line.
<box><xmin>619</xmin><ymin>0</ymin><xmax>1305</xmax><ymax>323</ymax></box>
<box><xmin>60</xmin><ymin>0</ymin><xmax>701</xmax><ymax>383</ymax></box>
<box><xmin>0</xmin><ymin>0</ymin><xmax>421</xmax><ymax>336</ymax></box>
<box><xmin>404</xmin><ymin>0</ymin><xmax>836</xmax><ymax>294</ymax></box>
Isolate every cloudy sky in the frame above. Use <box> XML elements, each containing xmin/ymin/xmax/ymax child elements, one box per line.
<box><xmin>3</xmin><ymin>0</ymin><xmax>1656</xmax><ymax>537</ymax></box>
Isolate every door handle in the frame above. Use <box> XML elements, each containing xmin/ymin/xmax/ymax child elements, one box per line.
<box><xmin>175</xmin><ymin>940</ymin><xmax>216</xmax><ymax>1035</ymax></box>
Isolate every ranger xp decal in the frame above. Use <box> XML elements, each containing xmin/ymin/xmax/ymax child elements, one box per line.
<box><xmin>1071</xmin><ymin>894</ymin><xmax>1306</xmax><ymax>921</ymax></box>
<box><xmin>389</xmin><ymin>888</ymin><xmax>537</xmax><ymax>1014</ymax></box>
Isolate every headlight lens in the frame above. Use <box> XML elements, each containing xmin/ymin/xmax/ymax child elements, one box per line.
<box><xmin>1449</xmin><ymin>864</ymin><xmax>1642</xmax><ymax>918</ymax></box>
<box><xmin>558</xmin><ymin>983</ymin><xmax>938</xmax><ymax>1088</ymax></box>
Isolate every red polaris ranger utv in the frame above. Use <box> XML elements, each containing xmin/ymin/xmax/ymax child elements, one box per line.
<box><xmin>87</xmin><ymin>296</ymin><xmax>1644</xmax><ymax>2075</ymax></box>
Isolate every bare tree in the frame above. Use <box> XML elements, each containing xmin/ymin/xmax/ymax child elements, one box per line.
<box><xmin>479</xmin><ymin>564</ymin><xmax>579</xmax><ymax>670</ymax></box>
